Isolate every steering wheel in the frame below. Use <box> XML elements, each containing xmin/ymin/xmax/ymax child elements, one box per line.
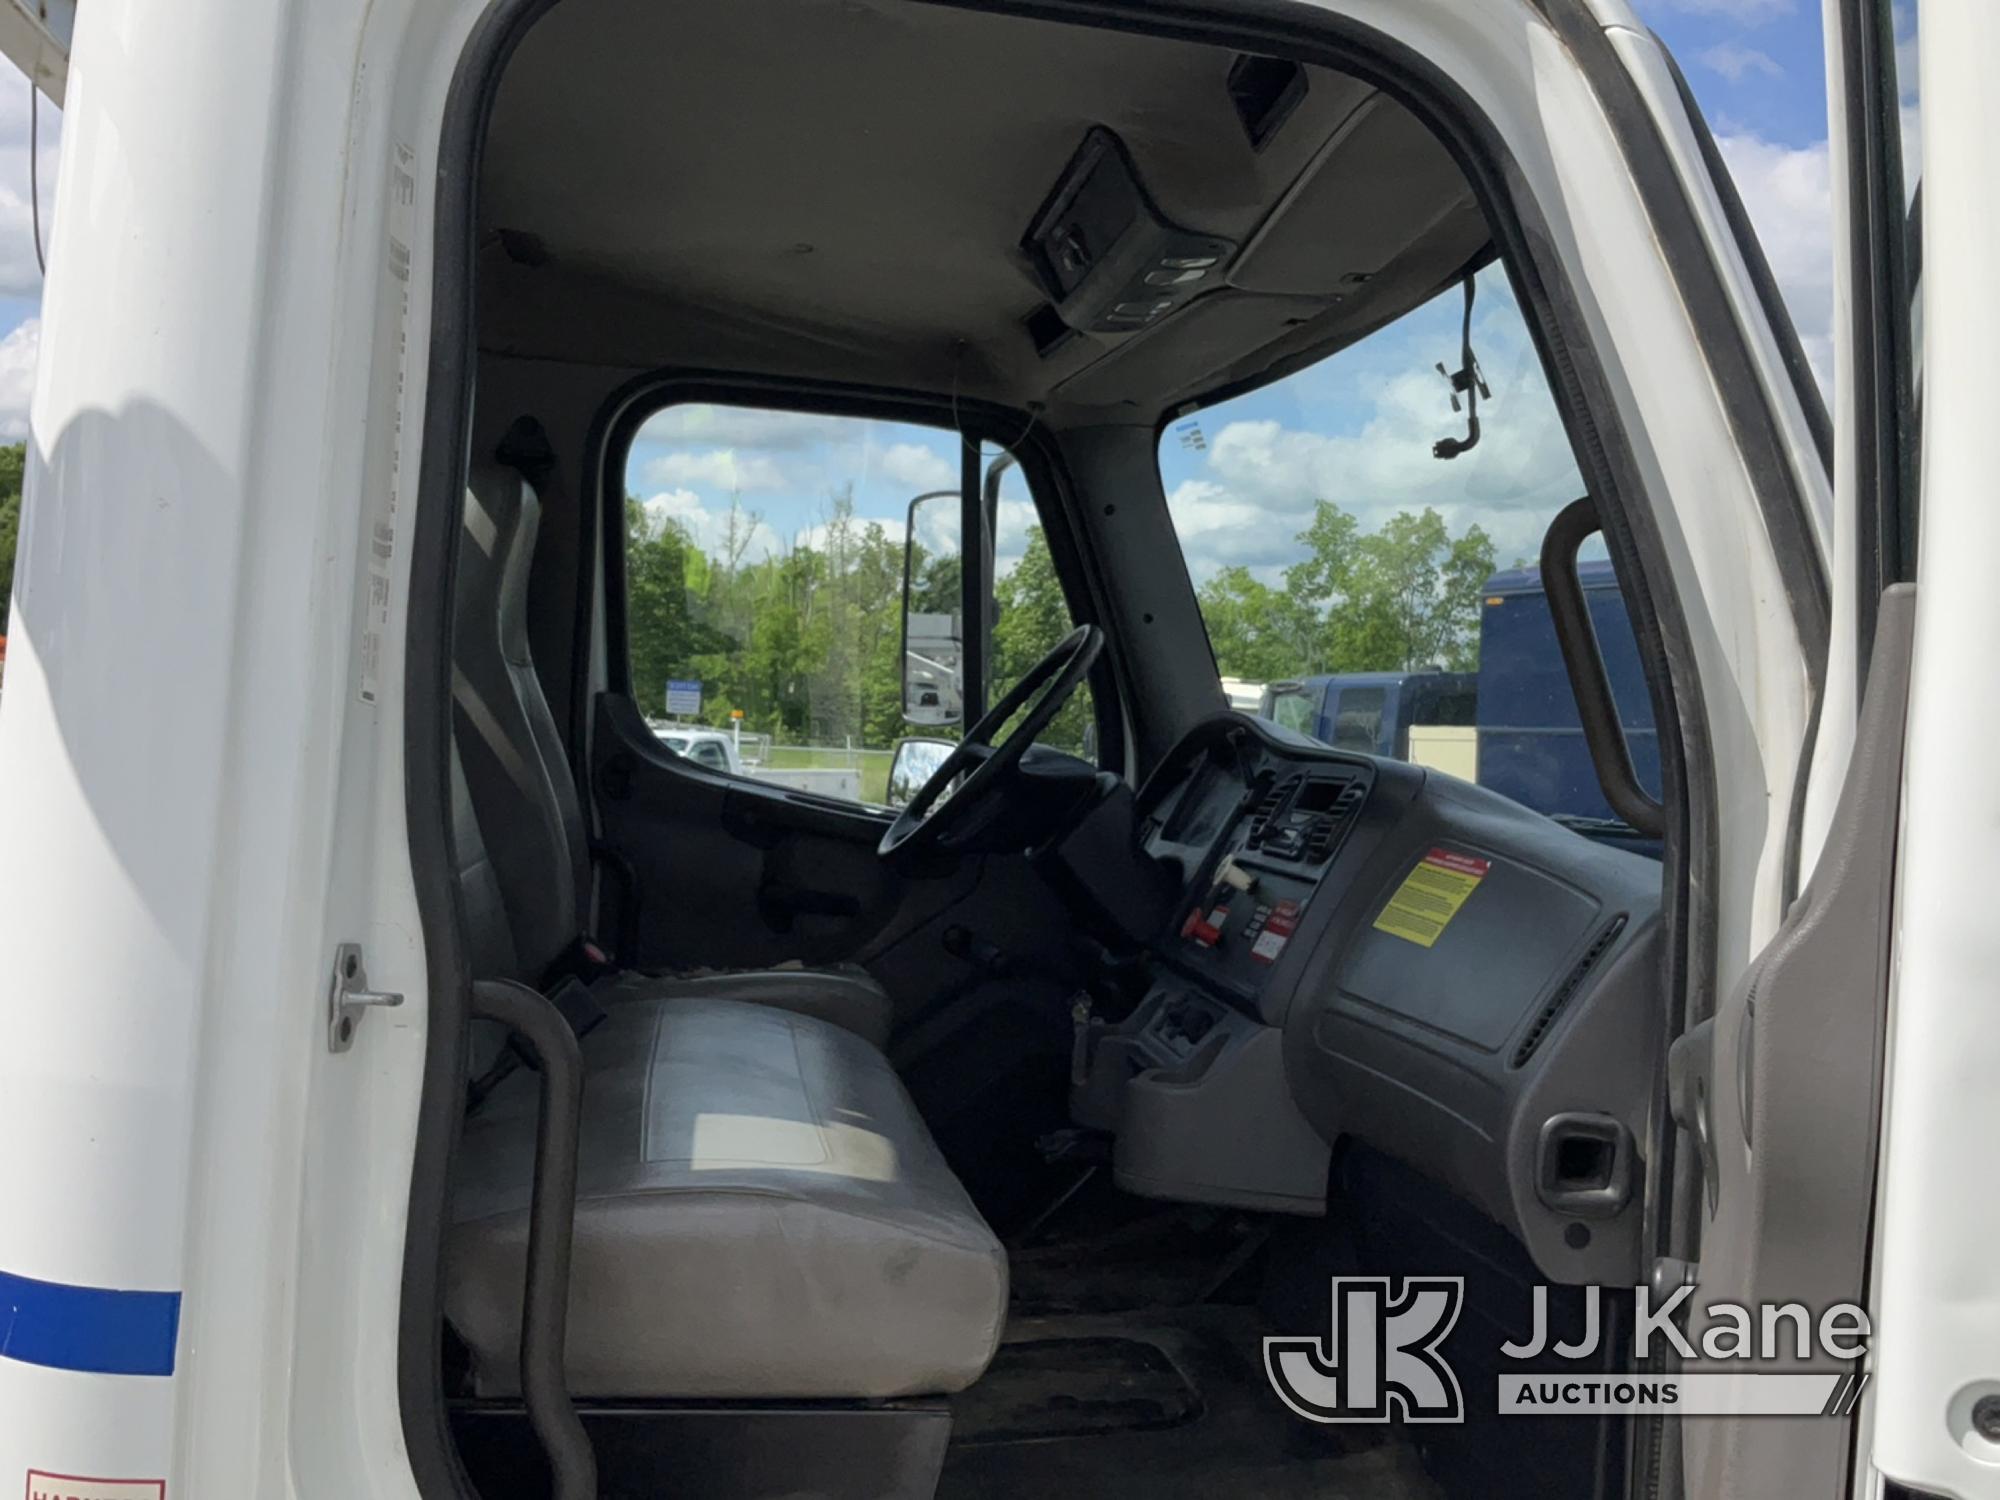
<box><xmin>879</xmin><ymin>624</ymin><xmax>1105</xmax><ymax>864</ymax></box>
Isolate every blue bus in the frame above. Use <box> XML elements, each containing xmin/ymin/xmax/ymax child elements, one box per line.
<box><xmin>1257</xmin><ymin>561</ymin><xmax>1660</xmax><ymax>852</ymax></box>
<box><xmin>1261</xmin><ymin>669</ymin><xmax>1476</xmax><ymax>757</ymax></box>
<box><xmin>1476</xmin><ymin>561</ymin><xmax>1659</xmax><ymax>849</ymax></box>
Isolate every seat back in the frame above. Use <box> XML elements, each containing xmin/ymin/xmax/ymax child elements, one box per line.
<box><xmin>452</xmin><ymin>451</ymin><xmax>589</xmax><ymax>981</ymax></box>
<box><xmin>452</xmin><ymin>739</ymin><xmax>525</xmax><ymax>984</ymax></box>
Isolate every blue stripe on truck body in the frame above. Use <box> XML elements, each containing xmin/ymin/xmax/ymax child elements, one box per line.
<box><xmin>0</xmin><ymin>1267</ymin><xmax>181</xmax><ymax>1375</ymax></box>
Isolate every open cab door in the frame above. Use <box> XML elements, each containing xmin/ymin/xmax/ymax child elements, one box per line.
<box><xmin>1670</xmin><ymin>1</ymin><xmax>2000</xmax><ymax>1497</ymax></box>
<box><xmin>1851</xmin><ymin>4</ymin><xmax>2000</xmax><ymax>1495</ymax></box>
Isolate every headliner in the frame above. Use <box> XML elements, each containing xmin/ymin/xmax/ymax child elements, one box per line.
<box><xmin>480</xmin><ymin>0</ymin><xmax>1489</xmax><ymax>423</ymax></box>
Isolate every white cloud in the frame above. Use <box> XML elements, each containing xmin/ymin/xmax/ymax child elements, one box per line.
<box><xmin>643</xmin><ymin>447</ymin><xmax>789</xmax><ymax>493</ymax></box>
<box><xmin>641</xmin><ymin>487</ymin><xmax>784</xmax><ymax>562</ymax></box>
<box><xmin>1165</xmin><ymin>282</ymin><xmax>1587</xmax><ymax>587</ymax></box>
<box><xmin>991</xmin><ymin>496</ymin><xmax>1039</xmax><ymax>577</ymax></box>
<box><xmin>909</xmin><ymin>492</ymin><xmax>960</xmax><ymax>557</ymax></box>
<box><xmin>1699</xmin><ymin>43</ymin><xmax>1784</xmax><ymax>82</ymax></box>
<box><xmin>0</xmin><ymin>316</ymin><xmax>35</xmax><ymax>439</ymax></box>
<box><xmin>0</xmin><ymin>85</ymin><xmax>58</xmax><ymax>298</ymax></box>
<box><xmin>1711</xmin><ymin>109</ymin><xmax>1922</xmax><ymax>390</ymax></box>
<box><xmin>877</xmin><ymin>441</ymin><xmax>954</xmax><ymax>492</ymax></box>
<box><xmin>1714</xmin><ymin>128</ymin><xmax>1834</xmax><ymax>385</ymax></box>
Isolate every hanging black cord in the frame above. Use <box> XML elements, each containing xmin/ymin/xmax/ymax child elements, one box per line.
<box><xmin>1432</xmin><ymin>275</ymin><xmax>1487</xmax><ymax>460</ymax></box>
<box><xmin>29</xmin><ymin>79</ymin><xmax>44</xmax><ymax>277</ymax></box>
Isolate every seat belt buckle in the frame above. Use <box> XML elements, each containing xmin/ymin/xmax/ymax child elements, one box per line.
<box><xmin>566</xmin><ymin>935</ymin><xmax>617</xmax><ymax>983</ymax></box>
<box><xmin>544</xmin><ymin>974</ymin><xmax>608</xmax><ymax>1041</ymax></box>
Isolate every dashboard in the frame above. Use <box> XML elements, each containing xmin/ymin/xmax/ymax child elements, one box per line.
<box><xmin>1064</xmin><ymin>712</ymin><xmax>1664</xmax><ymax>1285</ymax></box>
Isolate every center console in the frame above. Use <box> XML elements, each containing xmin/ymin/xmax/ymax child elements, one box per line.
<box><xmin>1071</xmin><ymin>982</ymin><xmax>1330</xmax><ymax>1214</ymax></box>
<box><xmin>1062</xmin><ymin>753</ymin><xmax>1383</xmax><ymax>1217</ymax></box>
<box><xmin>1159</xmin><ymin>760</ymin><xmax>1372</xmax><ymax>1016</ymax></box>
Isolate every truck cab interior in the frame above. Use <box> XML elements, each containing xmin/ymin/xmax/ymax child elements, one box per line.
<box><xmin>418</xmin><ymin>2</ymin><xmax>1686</xmax><ymax>1497</ymax></box>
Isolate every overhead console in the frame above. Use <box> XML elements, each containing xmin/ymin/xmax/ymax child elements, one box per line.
<box><xmin>1064</xmin><ymin>713</ymin><xmax>1666</xmax><ymax>1282</ymax></box>
<box><xmin>1021</xmin><ymin>126</ymin><xmax>1238</xmax><ymax>338</ymax></box>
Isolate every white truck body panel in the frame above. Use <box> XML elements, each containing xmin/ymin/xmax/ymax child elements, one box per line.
<box><xmin>1860</xmin><ymin>3</ymin><xmax>2000</xmax><ymax>1492</ymax></box>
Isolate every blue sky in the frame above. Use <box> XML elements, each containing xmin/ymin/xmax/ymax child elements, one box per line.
<box><xmin>2</xmin><ymin>1</ymin><xmax>1865</xmax><ymax>570</ymax></box>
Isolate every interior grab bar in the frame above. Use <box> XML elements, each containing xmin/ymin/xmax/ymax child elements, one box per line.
<box><xmin>1538</xmin><ymin>498</ymin><xmax>1666</xmax><ymax>839</ymax></box>
<box><xmin>470</xmin><ymin>979</ymin><xmax>597</xmax><ymax>1500</ymax></box>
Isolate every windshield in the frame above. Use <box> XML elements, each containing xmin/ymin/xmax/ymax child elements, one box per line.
<box><xmin>1161</xmin><ymin>263</ymin><xmax>1659</xmax><ymax>837</ymax></box>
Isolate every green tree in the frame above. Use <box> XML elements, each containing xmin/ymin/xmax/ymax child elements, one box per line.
<box><xmin>0</xmin><ymin>442</ymin><xmax>24</xmax><ymax>635</ymax></box>
<box><xmin>616</xmin><ymin>467</ymin><xmax>1497</xmax><ymax>770</ymax></box>
<box><xmin>624</xmin><ymin>497</ymin><xmax>732</xmax><ymax>715</ymax></box>
<box><xmin>993</xmin><ymin>527</ymin><xmax>1093</xmax><ymax>755</ymax></box>
<box><xmin>1280</xmin><ymin>501</ymin><xmax>1494</xmax><ymax>674</ymax></box>
<box><xmin>1198</xmin><ymin>566</ymin><xmax>1316</xmax><ymax>681</ymax></box>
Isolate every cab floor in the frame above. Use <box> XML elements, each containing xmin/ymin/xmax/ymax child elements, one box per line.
<box><xmin>936</xmin><ymin>1301</ymin><xmax>1440</xmax><ymax>1500</ymax></box>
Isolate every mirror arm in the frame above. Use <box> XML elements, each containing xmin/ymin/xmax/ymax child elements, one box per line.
<box><xmin>961</xmin><ymin>441</ymin><xmax>988</xmax><ymax>721</ymax></box>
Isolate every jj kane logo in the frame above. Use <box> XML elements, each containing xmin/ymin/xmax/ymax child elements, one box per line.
<box><xmin>1264</xmin><ymin>1276</ymin><xmax>1466</xmax><ymax>1423</ymax></box>
<box><xmin>1266</xmin><ymin>1279</ymin><xmax>1872</xmax><ymax>1424</ymax></box>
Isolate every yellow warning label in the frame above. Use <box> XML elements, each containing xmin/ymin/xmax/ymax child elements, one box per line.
<box><xmin>1372</xmin><ymin>847</ymin><xmax>1492</xmax><ymax>948</ymax></box>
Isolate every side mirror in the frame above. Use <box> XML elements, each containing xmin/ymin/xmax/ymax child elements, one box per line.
<box><xmin>886</xmin><ymin>736</ymin><xmax>956</xmax><ymax>807</ymax></box>
<box><xmin>902</xmin><ymin>489</ymin><xmax>964</xmax><ymax>727</ymax></box>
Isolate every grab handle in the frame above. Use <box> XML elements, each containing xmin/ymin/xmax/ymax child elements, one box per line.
<box><xmin>1539</xmin><ymin>500</ymin><xmax>1665</xmax><ymax>838</ymax></box>
<box><xmin>470</xmin><ymin>979</ymin><xmax>597</xmax><ymax>1500</ymax></box>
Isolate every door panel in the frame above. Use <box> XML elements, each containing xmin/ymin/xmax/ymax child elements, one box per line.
<box><xmin>594</xmin><ymin>693</ymin><xmax>903</xmax><ymax>970</ymax></box>
<box><xmin>1671</xmin><ymin>586</ymin><xmax>1912</xmax><ymax>1500</ymax></box>
<box><xmin>591</xmin><ymin>693</ymin><xmax>1075</xmax><ymax>1024</ymax></box>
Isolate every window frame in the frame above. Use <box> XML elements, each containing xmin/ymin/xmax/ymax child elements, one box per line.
<box><xmin>589</xmin><ymin>374</ymin><xmax>1128</xmax><ymax>784</ymax></box>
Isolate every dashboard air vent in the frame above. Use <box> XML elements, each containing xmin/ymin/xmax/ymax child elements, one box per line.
<box><xmin>1246</xmin><ymin>774</ymin><xmax>1301</xmax><ymax>846</ymax></box>
<box><xmin>1510</xmin><ymin>914</ymin><xmax>1629</xmax><ymax>1069</ymax></box>
<box><xmin>1302</xmin><ymin>780</ymin><xmax>1368</xmax><ymax>863</ymax></box>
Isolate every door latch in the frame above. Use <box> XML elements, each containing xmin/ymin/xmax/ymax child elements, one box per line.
<box><xmin>328</xmin><ymin>943</ymin><xmax>403</xmax><ymax>1052</ymax></box>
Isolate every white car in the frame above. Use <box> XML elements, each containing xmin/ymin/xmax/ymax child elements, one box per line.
<box><xmin>652</xmin><ymin>725</ymin><xmax>742</xmax><ymax>776</ymax></box>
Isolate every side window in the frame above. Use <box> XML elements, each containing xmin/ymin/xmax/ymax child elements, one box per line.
<box><xmin>1267</xmin><ymin>684</ymin><xmax>1320</xmax><ymax>737</ymax></box>
<box><xmin>1161</xmin><ymin>262</ymin><xmax>1660</xmax><ymax>847</ymax></box>
<box><xmin>622</xmin><ymin>407</ymin><xmax>1102</xmax><ymax>807</ymax></box>
<box><xmin>622</xmin><ymin>404</ymin><xmax>965</xmax><ymax>806</ymax></box>
<box><xmin>1329</xmin><ymin>686</ymin><xmax>1386</xmax><ymax>754</ymax></box>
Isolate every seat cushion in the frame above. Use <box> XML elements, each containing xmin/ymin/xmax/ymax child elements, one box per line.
<box><xmin>446</xmin><ymin>995</ymin><xmax>1007</xmax><ymax>1399</ymax></box>
<box><xmin>594</xmin><ymin>962</ymin><xmax>895</xmax><ymax>1050</ymax></box>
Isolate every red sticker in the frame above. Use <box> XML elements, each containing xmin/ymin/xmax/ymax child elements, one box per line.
<box><xmin>1250</xmin><ymin>899</ymin><xmax>1301</xmax><ymax>964</ymax></box>
<box><xmin>1422</xmin><ymin>848</ymin><xmax>1492</xmax><ymax>879</ymax></box>
<box><xmin>26</xmin><ymin>1475</ymin><xmax>165</xmax><ymax>1500</ymax></box>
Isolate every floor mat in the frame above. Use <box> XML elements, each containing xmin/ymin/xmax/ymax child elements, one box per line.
<box><xmin>937</xmin><ymin>1305</ymin><xmax>1441</xmax><ymax>1500</ymax></box>
<box><xmin>1006</xmin><ymin>1203</ymin><xmax>1269</xmax><ymax>1315</ymax></box>
<box><xmin>949</xmin><ymin>1336</ymin><xmax>1202</xmax><ymax>1444</ymax></box>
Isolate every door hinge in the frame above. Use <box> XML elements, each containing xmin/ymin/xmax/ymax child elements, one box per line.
<box><xmin>328</xmin><ymin>942</ymin><xmax>403</xmax><ymax>1053</ymax></box>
